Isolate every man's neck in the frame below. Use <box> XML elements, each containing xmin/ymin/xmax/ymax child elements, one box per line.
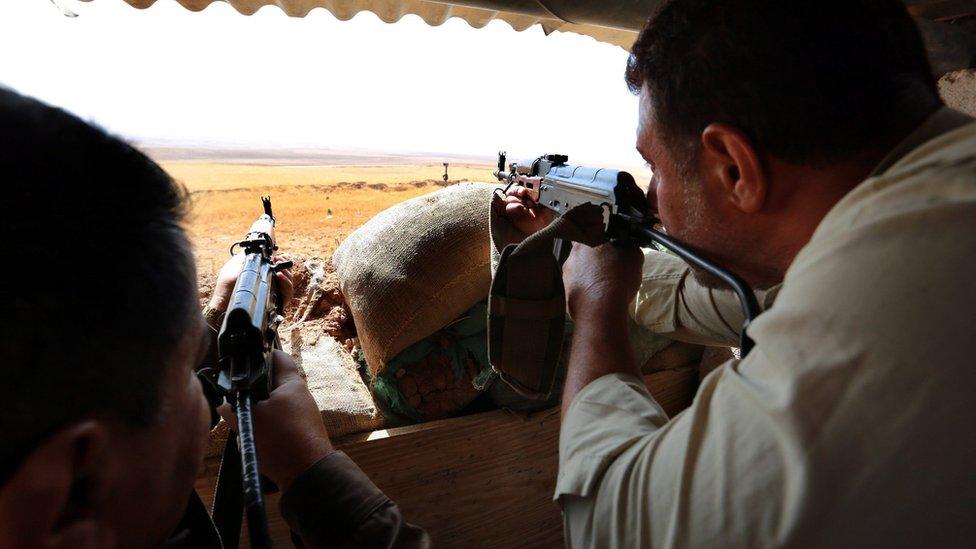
<box><xmin>760</xmin><ymin>104</ymin><xmax>944</xmax><ymax>284</ymax></box>
<box><xmin>758</xmin><ymin>138</ymin><xmax>915</xmax><ymax>282</ymax></box>
<box><xmin>712</xmin><ymin>104</ymin><xmax>946</xmax><ymax>289</ymax></box>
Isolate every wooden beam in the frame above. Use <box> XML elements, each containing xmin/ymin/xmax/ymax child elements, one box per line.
<box><xmin>908</xmin><ymin>0</ymin><xmax>976</xmax><ymax>21</ymax></box>
<box><xmin>196</xmin><ymin>367</ymin><xmax>699</xmax><ymax>547</ymax></box>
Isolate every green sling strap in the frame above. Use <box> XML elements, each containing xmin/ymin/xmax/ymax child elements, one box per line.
<box><xmin>487</xmin><ymin>190</ymin><xmax>608</xmax><ymax>400</ymax></box>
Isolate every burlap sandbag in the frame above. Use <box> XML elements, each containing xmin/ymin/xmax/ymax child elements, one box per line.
<box><xmin>284</xmin><ymin>329</ymin><xmax>384</xmax><ymax>438</ymax></box>
<box><xmin>205</xmin><ymin>325</ymin><xmax>382</xmax><ymax>459</ymax></box>
<box><xmin>333</xmin><ymin>183</ymin><xmax>496</xmax><ymax>376</ymax></box>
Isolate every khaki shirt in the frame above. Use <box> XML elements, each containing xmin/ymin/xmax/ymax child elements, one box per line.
<box><xmin>556</xmin><ymin>108</ymin><xmax>976</xmax><ymax>548</ymax></box>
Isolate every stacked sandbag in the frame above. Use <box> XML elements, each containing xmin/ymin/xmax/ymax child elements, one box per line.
<box><xmin>279</xmin><ymin>256</ymin><xmax>383</xmax><ymax>437</ymax></box>
<box><xmin>370</xmin><ymin>302</ymin><xmax>491</xmax><ymax>422</ymax></box>
<box><xmin>333</xmin><ymin>183</ymin><xmax>497</xmax><ymax>421</ymax></box>
<box><xmin>284</xmin><ymin>330</ymin><xmax>384</xmax><ymax>437</ymax></box>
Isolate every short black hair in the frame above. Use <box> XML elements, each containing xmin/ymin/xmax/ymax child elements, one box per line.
<box><xmin>626</xmin><ymin>0</ymin><xmax>941</xmax><ymax>165</ymax></box>
<box><xmin>0</xmin><ymin>88</ymin><xmax>197</xmax><ymax>481</ymax></box>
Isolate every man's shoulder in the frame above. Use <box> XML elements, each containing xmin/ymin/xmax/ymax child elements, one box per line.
<box><xmin>755</xmin><ymin>118</ymin><xmax>976</xmax><ymax>364</ymax></box>
<box><xmin>887</xmin><ymin>112</ymin><xmax>976</xmax><ymax>176</ymax></box>
<box><xmin>820</xmin><ymin>117</ymin><xmax>976</xmax><ymax>240</ymax></box>
<box><xmin>749</xmin><ymin>148</ymin><xmax>976</xmax><ymax>376</ymax></box>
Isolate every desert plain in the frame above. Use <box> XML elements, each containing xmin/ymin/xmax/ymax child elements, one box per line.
<box><xmin>148</xmin><ymin>146</ymin><xmax>496</xmax><ymax>292</ymax></box>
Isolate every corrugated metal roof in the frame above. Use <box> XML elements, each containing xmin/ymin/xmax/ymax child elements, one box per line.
<box><xmin>112</xmin><ymin>0</ymin><xmax>641</xmax><ymax>49</ymax></box>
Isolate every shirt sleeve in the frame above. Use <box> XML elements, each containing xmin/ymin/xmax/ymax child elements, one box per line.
<box><xmin>280</xmin><ymin>451</ymin><xmax>431</xmax><ymax>549</ymax></box>
<box><xmin>554</xmin><ymin>362</ymin><xmax>796</xmax><ymax>549</ymax></box>
<box><xmin>630</xmin><ymin>250</ymin><xmax>778</xmax><ymax>347</ymax></box>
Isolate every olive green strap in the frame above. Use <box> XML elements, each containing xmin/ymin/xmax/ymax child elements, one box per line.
<box><xmin>487</xmin><ymin>191</ymin><xmax>607</xmax><ymax>400</ymax></box>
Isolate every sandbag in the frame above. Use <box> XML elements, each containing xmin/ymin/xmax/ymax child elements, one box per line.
<box><xmin>333</xmin><ymin>183</ymin><xmax>496</xmax><ymax>375</ymax></box>
<box><xmin>369</xmin><ymin>302</ymin><xmax>490</xmax><ymax>423</ymax></box>
<box><xmin>207</xmin><ymin>331</ymin><xmax>382</xmax><ymax>454</ymax></box>
<box><xmin>284</xmin><ymin>330</ymin><xmax>384</xmax><ymax>438</ymax></box>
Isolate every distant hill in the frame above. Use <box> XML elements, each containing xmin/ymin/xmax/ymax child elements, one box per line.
<box><xmin>137</xmin><ymin>144</ymin><xmax>495</xmax><ymax>167</ymax></box>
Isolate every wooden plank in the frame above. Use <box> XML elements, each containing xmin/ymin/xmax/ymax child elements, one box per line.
<box><xmin>196</xmin><ymin>367</ymin><xmax>698</xmax><ymax>548</ymax></box>
<box><xmin>908</xmin><ymin>0</ymin><xmax>976</xmax><ymax>21</ymax></box>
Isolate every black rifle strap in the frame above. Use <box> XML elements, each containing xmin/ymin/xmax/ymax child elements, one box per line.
<box><xmin>488</xmin><ymin>193</ymin><xmax>607</xmax><ymax>399</ymax></box>
<box><xmin>212</xmin><ymin>432</ymin><xmax>244</xmax><ymax>549</ymax></box>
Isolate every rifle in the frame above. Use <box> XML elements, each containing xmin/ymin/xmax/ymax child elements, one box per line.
<box><xmin>493</xmin><ymin>152</ymin><xmax>761</xmax><ymax>356</ymax></box>
<box><xmin>209</xmin><ymin>197</ymin><xmax>292</xmax><ymax>548</ymax></box>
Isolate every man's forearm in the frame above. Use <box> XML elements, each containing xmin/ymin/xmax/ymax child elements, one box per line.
<box><xmin>280</xmin><ymin>452</ymin><xmax>430</xmax><ymax>548</ymax></box>
<box><xmin>561</xmin><ymin>305</ymin><xmax>641</xmax><ymax>416</ymax></box>
<box><xmin>633</xmin><ymin>250</ymin><xmax>772</xmax><ymax>347</ymax></box>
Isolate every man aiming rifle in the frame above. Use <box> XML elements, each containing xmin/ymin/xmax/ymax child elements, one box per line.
<box><xmin>496</xmin><ymin>0</ymin><xmax>975</xmax><ymax>546</ymax></box>
<box><xmin>0</xmin><ymin>88</ymin><xmax>429</xmax><ymax>548</ymax></box>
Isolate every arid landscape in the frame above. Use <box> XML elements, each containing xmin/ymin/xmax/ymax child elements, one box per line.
<box><xmin>148</xmin><ymin>146</ymin><xmax>496</xmax><ymax>294</ymax></box>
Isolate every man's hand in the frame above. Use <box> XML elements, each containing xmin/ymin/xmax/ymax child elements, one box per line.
<box><xmin>563</xmin><ymin>242</ymin><xmax>643</xmax><ymax>322</ymax></box>
<box><xmin>219</xmin><ymin>351</ymin><xmax>333</xmax><ymax>493</ymax></box>
<box><xmin>208</xmin><ymin>254</ymin><xmax>295</xmax><ymax>313</ymax></box>
<box><xmin>497</xmin><ymin>186</ymin><xmax>554</xmax><ymax>236</ymax></box>
<box><xmin>560</xmin><ymin>243</ymin><xmax>644</xmax><ymax>415</ymax></box>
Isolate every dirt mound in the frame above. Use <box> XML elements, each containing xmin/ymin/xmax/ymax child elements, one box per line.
<box><xmin>198</xmin><ymin>275</ymin><xmax>216</xmax><ymax>307</ymax></box>
<box><xmin>285</xmin><ymin>256</ymin><xmax>358</xmax><ymax>350</ymax></box>
<box><xmin>393</xmin><ymin>343</ymin><xmax>482</xmax><ymax>420</ymax></box>
<box><xmin>197</xmin><ymin>254</ymin><xmax>359</xmax><ymax>353</ymax></box>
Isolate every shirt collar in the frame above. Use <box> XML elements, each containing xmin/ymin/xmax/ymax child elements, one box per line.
<box><xmin>870</xmin><ymin>106</ymin><xmax>974</xmax><ymax>177</ymax></box>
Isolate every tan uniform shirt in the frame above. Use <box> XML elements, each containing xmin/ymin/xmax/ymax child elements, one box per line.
<box><xmin>556</xmin><ymin>108</ymin><xmax>976</xmax><ymax>548</ymax></box>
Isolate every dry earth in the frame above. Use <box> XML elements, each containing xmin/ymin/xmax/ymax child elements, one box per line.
<box><xmin>152</xmin><ymin>151</ymin><xmax>495</xmax><ymax>299</ymax></box>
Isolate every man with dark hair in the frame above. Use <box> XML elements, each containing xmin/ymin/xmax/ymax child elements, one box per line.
<box><xmin>0</xmin><ymin>86</ymin><xmax>213</xmax><ymax>547</ymax></box>
<box><xmin>502</xmin><ymin>0</ymin><xmax>975</xmax><ymax>546</ymax></box>
<box><xmin>0</xmin><ymin>88</ymin><xmax>428</xmax><ymax>548</ymax></box>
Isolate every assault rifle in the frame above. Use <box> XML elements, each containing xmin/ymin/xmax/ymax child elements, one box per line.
<box><xmin>208</xmin><ymin>197</ymin><xmax>292</xmax><ymax>548</ymax></box>
<box><xmin>493</xmin><ymin>152</ymin><xmax>761</xmax><ymax>355</ymax></box>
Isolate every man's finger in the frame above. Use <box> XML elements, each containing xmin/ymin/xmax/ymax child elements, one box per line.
<box><xmin>276</xmin><ymin>270</ymin><xmax>293</xmax><ymax>290</ymax></box>
<box><xmin>504</xmin><ymin>202</ymin><xmax>529</xmax><ymax>218</ymax></box>
<box><xmin>502</xmin><ymin>195</ymin><xmax>526</xmax><ymax>208</ymax></box>
<box><xmin>505</xmin><ymin>186</ymin><xmax>538</xmax><ymax>204</ymax></box>
<box><xmin>275</xmin><ymin>272</ymin><xmax>294</xmax><ymax>305</ymax></box>
<box><xmin>271</xmin><ymin>350</ymin><xmax>303</xmax><ymax>388</ymax></box>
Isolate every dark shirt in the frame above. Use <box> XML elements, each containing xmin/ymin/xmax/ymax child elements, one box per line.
<box><xmin>280</xmin><ymin>451</ymin><xmax>431</xmax><ymax>548</ymax></box>
<box><xmin>165</xmin><ymin>454</ymin><xmax>430</xmax><ymax>548</ymax></box>
<box><xmin>165</xmin><ymin>321</ymin><xmax>430</xmax><ymax>548</ymax></box>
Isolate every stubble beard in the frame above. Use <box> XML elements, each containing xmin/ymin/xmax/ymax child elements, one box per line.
<box><xmin>674</xmin><ymin>165</ymin><xmax>735</xmax><ymax>290</ymax></box>
<box><xmin>668</xmin><ymin>155</ymin><xmax>782</xmax><ymax>292</ymax></box>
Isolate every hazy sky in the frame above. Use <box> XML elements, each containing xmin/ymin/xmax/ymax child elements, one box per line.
<box><xmin>1</xmin><ymin>0</ymin><xmax>647</xmax><ymax>168</ymax></box>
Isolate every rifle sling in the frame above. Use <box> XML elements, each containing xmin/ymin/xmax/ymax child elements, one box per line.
<box><xmin>212</xmin><ymin>432</ymin><xmax>244</xmax><ymax>548</ymax></box>
<box><xmin>487</xmin><ymin>192</ymin><xmax>607</xmax><ymax>400</ymax></box>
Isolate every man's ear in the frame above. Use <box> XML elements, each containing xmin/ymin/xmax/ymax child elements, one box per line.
<box><xmin>700</xmin><ymin>123</ymin><xmax>767</xmax><ymax>213</ymax></box>
<box><xmin>0</xmin><ymin>420</ymin><xmax>116</xmax><ymax>549</ymax></box>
